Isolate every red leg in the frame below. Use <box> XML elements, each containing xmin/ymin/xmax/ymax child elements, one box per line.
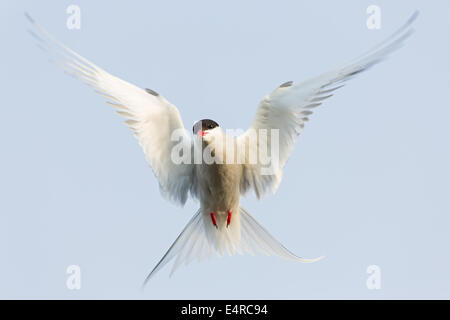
<box><xmin>210</xmin><ymin>212</ymin><xmax>218</xmax><ymax>229</ymax></box>
<box><xmin>227</xmin><ymin>210</ymin><xmax>232</xmax><ymax>227</ymax></box>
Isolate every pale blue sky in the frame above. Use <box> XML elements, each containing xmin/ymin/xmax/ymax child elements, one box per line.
<box><xmin>1</xmin><ymin>0</ymin><xmax>449</xmax><ymax>299</ymax></box>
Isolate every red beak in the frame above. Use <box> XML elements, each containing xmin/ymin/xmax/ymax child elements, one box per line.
<box><xmin>198</xmin><ymin>130</ymin><xmax>208</xmax><ymax>137</ymax></box>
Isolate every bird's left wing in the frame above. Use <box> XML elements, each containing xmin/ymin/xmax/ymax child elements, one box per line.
<box><xmin>237</xmin><ymin>11</ymin><xmax>418</xmax><ymax>199</ymax></box>
<box><xmin>27</xmin><ymin>14</ymin><xmax>194</xmax><ymax>206</ymax></box>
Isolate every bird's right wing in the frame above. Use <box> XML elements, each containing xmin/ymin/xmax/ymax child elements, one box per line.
<box><xmin>27</xmin><ymin>14</ymin><xmax>194</xmax><ymax>206</ymax></box>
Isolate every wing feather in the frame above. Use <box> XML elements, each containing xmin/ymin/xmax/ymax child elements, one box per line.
<box><xmin>238</xmin><ymin>11</ymin><xmax>418</xmax><ymax>199</ymax></box>
<box><xmin>27</xmin><ymin>14</ymin><xmax>194</xmax><ymax>206</ymax></box>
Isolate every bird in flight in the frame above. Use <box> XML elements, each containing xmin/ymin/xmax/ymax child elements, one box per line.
<box><xmin>26</xmin><ymin>11</ymin><xmax>418</xmax><ymax>287</ymax></box>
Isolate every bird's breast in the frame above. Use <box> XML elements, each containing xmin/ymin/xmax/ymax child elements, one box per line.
<box><xmin>194</xmin><ymin>162</ymin><xmax>242</xmax><ymax>213</ymax></box>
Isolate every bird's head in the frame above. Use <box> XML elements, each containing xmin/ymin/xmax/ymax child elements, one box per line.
<box><xmin>192</xmin><ymin>119</ymin><xmax>220</xmax><ymax>143</ymax></box>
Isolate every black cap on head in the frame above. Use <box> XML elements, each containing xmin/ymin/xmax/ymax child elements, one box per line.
<box><xmin>192</xmin><ymin>119</ymin><xmax>219</xmax><ymax>134</ymax></box>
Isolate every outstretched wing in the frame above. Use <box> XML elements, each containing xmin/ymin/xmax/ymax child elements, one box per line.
<box><xmin>27</xmin><ymin>14</ymin><xmax>194</xmax><ymax>206</ymax></box>
<box><xmin>238</xmin><ymin>11</ymin><xmax>418</xmax><ymax>199</ymax></box>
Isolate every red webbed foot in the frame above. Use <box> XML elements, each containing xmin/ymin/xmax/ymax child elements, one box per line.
<box><xmin>210</xmin><ymin>212</ymin><xmax>218</xmax><ymax>229</ymax></box>
<box><xmin>226</xmin><ymin>210</ymin><xmax>232</xmax><ymax>228</ymax></box>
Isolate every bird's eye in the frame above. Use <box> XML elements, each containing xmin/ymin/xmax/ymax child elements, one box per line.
<box><xmin>208</xmin><ymin>124</ymin><xmax>213</xmax><ymax>129</ymax></box>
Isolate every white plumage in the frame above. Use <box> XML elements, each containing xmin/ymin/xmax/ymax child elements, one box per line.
<box><xmin>26</xmin><ymin>11</ymin><xmax>418</xmax><ymax>287</ymax></box>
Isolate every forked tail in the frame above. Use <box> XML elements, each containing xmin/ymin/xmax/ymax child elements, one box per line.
<box><xmin>142</xmin><ymin>206</ymin><xmax>323</xmax><ymax>287</ymax></box>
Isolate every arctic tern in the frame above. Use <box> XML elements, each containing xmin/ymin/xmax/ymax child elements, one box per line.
<box><xmin>26</xmin><ymin>11</ymin><xmax>418</xmax><ymax>286</ymax></box>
